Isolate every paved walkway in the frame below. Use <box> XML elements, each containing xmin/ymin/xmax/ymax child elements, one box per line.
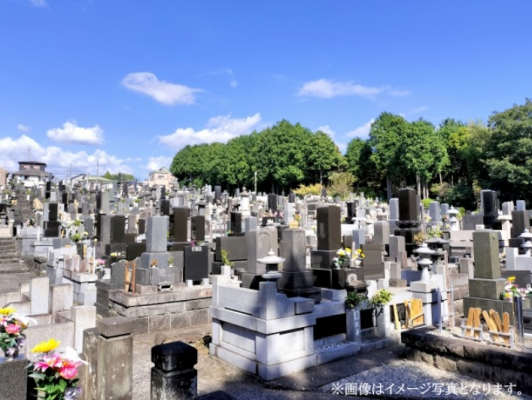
<box><xmin>132</xmin><ymin>324</ymin><xmax>401</xmax><ymax>400</ymax></box>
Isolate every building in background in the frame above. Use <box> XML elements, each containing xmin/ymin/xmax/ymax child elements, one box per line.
<box><xmin>11</xmin><ymin>161</ymin><xmax>50</xmax><ymax>187</ymax></box>
<box><xmin>0</xmin><ymin>167</ymin><xmax>8</xmax><ymax>189</ymax></box>
<box><xmin>70</xmin><ymin>174</ymin><xmax>114</xmax><ymax>191</ymax></box>
<box><xmin>147</xmin><ymin>167</ymin><xmax>177</xmax><ymax>188</ymax></box>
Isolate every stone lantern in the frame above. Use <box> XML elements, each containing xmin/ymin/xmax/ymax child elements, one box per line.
<box><xmin>413</xmin><ymin>242</ymin><xmax>435</xmax><ymax>282</ymax></box>
<box><xmin>447</xmin><ymin>207</ymin><xmax>460</xmax><ymax>231</ymax></box>
<box><xmin>519</xmin><ymin>229</ymin><xmax>532</xmax><ymax>256</ymax></box>
<box><xmin>257</xmin><ymin>249</ymin><xmax>285</xmax><ymax>282</ymax></box>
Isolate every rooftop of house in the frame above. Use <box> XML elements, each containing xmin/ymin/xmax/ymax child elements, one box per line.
<box><xmin>149</xmin><ymin>167</ymin><xmax>172</xmax><ymax>175</ymax></box>
<box><xmin>12</xmin><ymin>170</ymin><xmax>50</xmax><ymax>177</ymax></box>
<box><xmin>71</xmin><ymin>174</ymin><xmax>113</xmax><ymax>183</ymax></box>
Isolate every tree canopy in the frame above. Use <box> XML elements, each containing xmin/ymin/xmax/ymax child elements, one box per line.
<box><xmin>169</xmin><ymin>99</ymin><xmax>532</xmax><ymax>209</ymax></box>
<box><xmin>102</xmin><ymin>171</ymin><xmax>136</xmax><ymax>182</ymax></box>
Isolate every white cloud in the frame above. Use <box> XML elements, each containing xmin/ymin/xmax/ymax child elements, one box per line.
<box><xmin>297</xmin><ymin>79</ymin><xmax>412</xmax><ymax>99</ymax></box>
<box><xmin>122</xmin><ymin>72</ymin><xmax>202</xmax><ymax>106</ymax></box>
<box><xmin>0</xmin><ymin>135</ymin><xmax>133</xmax><ymax>178</ymax></box>
<box><xmin>145</xmin><ymin>156</ymin><xmax>173</xmax><ymax>171</ymax></box>
<box><xmin>346</xmin><ymin>119</ymin><xmax>375</xmax><ymax>139</ymax></box>
<box><xmin>30</xmin><ymin>0</ymin><xmax>47</xmax><ymax>7</ymax></box>
<box><xmin>409</xmin><ymin>106</ymin><xmax>428</xmax><ymax>114</ymax></box>
<box><xmin>229</xmin><ymin>79</ymin><xmax>238</xmax><ymax>88</ymax></box>
<box><xmin>17</xmin><ymin>124</ymin><xmax>30</xmax><ymax>132</ymax></box>
<box><xmin>47</xmin><ymin>120</ymin><xmax>103</xmax><ymax>145</ymax></box>
<box><xmin>158</xmin><ymin>113</ymin><xmax>262</xmax><ymax>151</ymax></box>
<box><xmin>388</xmin><ymin>89</ymin><xmax>411</xmax><ymax>97</ymax></box>
<box><xmin>298</xmin><ymin>79</ymin><xmax>385</xmax><ymax>99</ymax></box>
<box><xmin>316</xmin><ymin>125</ymin><xmax>335</xmax><ymax>138</ymax></box>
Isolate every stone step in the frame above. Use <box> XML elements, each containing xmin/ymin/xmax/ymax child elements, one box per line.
<box><xmin>0</xmin><ymin>259</ymin><xmax>20</xmax><ymax>265</ymax></box>
<box><xmin>0</xmin><ymin>263</ymin><xmax>29</xmax><ymax>274</ymax></box>
<box><xmin>0</xmin><ymin>252</ymin><xmax>18</xmax><ymax>259</ymax></box>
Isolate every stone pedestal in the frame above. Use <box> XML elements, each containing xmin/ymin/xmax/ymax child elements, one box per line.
<box><xmin>96</xmin><ymin>317</ymin><xmax>133</xmax><ymax>400</ymax></box>
<box><xmin>346</xmin><ymin>308</ymin><xmax>362</xmax><ymax>343</ymax></box>
<box><xmin>151</xmin><ymin>341</ymin><xmax>198</xmax><ymax>400</ymax></box>
<box><xmin>0</xmin><ymin>356</ymin><xmax>28</xmax><ymax>400</ymax></box>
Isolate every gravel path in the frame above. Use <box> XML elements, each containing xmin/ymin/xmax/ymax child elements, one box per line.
<box><xmin>319</xmin><ymin>359</ymin><xmax>532</xmax><ymax>400</ymax></box>
<box><xmin>133</xmin><ymin>325</ymin><xmax>532</xmax><ymax>400</ymax></box>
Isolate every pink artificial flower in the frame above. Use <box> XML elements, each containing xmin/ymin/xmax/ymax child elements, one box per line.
<box><xmin>5</xmin><ymin>324</ymin><xmax>21</xmax><ymax>334</ymax></box>
<box><xmin>61</xmin><ymin>359</ymin><xmax>81</xmax><ymax>369</ymax></box>
<box><xmin>59</xmin><ymin>365</ymin><xmax>78</xmax><ymax>380</ymax></box>
<box><xmin>34</xmin><ymin>360</ymin><xmax>51</xmax><ymax>372</ymax></box>
<box><xmin>35</xmin><ymin>353</ymin><xmax>63</xmax><ymax>372</ymax></box>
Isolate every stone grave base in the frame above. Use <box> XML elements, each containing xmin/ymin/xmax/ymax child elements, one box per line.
<box><xmin>62</xmin><ymin>272</ymin><xmax>98</xmax><ymax>305</ymax></box>
<box><xmin>210</xmin><ymin>285</ymin><xmax>396</xmax><ymax>381</ymax></box>
<box><xmin>107</xmin><ymin>285</ymin><xmax>212</xmax><ymax>335</ymax></box>
<box><xmin>402</xmin><ymin>327</ymin><xmax>532</xmax><ymax>395</ymax></box>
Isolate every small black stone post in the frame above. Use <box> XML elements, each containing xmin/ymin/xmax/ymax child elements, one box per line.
<box><xmin>151</xmin><ymin>341</ymin><xmax>198</xmax><ymax>400</ymax></box>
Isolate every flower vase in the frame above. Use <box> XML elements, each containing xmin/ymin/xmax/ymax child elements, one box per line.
<box><xmin>2</xmin><ymin>346</ymin><xmax>20</xmax><ymax>361</ymax></box>
<box><xmin>97</xmin><ymin>269</ymin><xmax>105</xmax><ymax>280</ymax></box>
<box><xmin>354</xmin><ymin>259</ymin><xmax>362</xmax><ymax>267</ymax></box>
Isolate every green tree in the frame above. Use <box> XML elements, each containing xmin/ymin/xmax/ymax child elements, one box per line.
<box><xmin>438</xmin><ymin>118</ymin><xmax>466</xmax><ymax>185</ymax></box>
<box><xmin>254</xmin><ymin>120</ymin><xmax>312</xmax><ymax>192</ymax></box>
<box><xmin>170</xmin><ymin>143</ymin><xmax>224</xmax><ymax>187</ymax></box>
<box><xmin>328</xmin><ymin>171</ymin><xmax>356</xmax><ymax>199</ymax></box>
<box><xmin>214</xmin><ymin>133</ymin><xmax>258</xmax><ymax>189</ymax></box>
<box><xmin>345</xmin><ymin>138</ymin><xmax>377</xmax><ymax>192</ymax></box>
<box><xmin>399</xmin><ymin>119</ymin><xmax>448</xmax><ymax>199</ymax></box>
<box><xmin>368</xmin><ymin>112</ymin><xmax>410</xmax><ymax>198</ymax></box>
<box><xmin>484</xmin><ymin>99</ymin><xmax>532</xmax><ymax>202</ymax></box>
<box><xmin>306</xmin><ymin>130</ymin><xmax>343</xmax><ymax>185</ymax></box>
<box><xmin>102</xmin><ymin>171</ymin><xmax>135</xmax><ymax>181</ymax></box>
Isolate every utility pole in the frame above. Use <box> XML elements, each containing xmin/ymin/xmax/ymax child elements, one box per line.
<box><xmin>97</xmin><ymin>160</ymin><xmax>99</xmax><ymax>190</ymax></box>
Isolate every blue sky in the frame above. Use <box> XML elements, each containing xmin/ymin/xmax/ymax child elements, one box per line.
<box><xmin>1</xmin><ymin>0</ymin><xmax>531</xmax><ymax>181</ymax></box>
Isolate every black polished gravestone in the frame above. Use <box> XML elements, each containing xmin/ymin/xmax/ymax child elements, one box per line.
<box><xmin>43</xmin><ymin>221</ymin><xmax>61</xmax><ymax>237</ymax></box>
<box><xmin>191</xmin><ymin>215</ymin><xmax>205</xmax><ymax>241</ymax></box>
<box><xmin>230</xmin><ymin>212</ymin><xmax>242</xmax><ymax>234</ymax></box>
<box><xmin>213</xmin><ymin>236</ymin><xmax>247</xmax><ymax>275</ymax></box>
<box><xmin>267</xmin><ymin>193</ymin><xmax>277</xmax><ymax>212</ymax></box>
<box><xmin>61</xmin><ymin>192</ymin><xmax>68</xmax><ymax>209</ymax></box>
<box><xmin>184</xmin><ymin>245</ymin><xmax>209</xmax><ymax>283</ymax></box>
<box><xmin>138</xmin><ymin>219</ymin><xmax>146</xmax><ymax>235</ymax></box>
<box><xmin>126</xmin><ymin>242</ymin><xmax>147</xmax><ymax>261</ymax></box>
<box><xmin>317</xmin><ymin>205</ymin><xmax>341</xmax><ymax>251</ymax></box>
<box><xmin>173</xmin><ymin>207</ymin><xmax>189</xmax><ymax>242</ymax></box>
<box><xmin>509</xmin><ymin>210</ymin><xmax>530</xmax><ymax>252</ymax></box>
<box><xmin>43</xmin><ymin>203</ymin><xmax>60</xmax><ymax>236</ymax></box>
<box><xmin>310</xmin><ymin>205</ymin><xmax>342</xmax><ymax>270</ymax></box>
<box><xmin>160</xmin><ymin>199</ymin><xmax>170</xmax><ymax>216</ymax></box>
<box><xmin>214</xmin><ymin>186</ymin><xmax>222</xmax><ymax>203</ymax></box>
<box><xmin>110</xmin><ymin>215</ymin><xmax>126</xmax><ymax>244</ymax></box>
<box><xmin>393</xmin><ymin>188</ymin><xmax>421</xmax><ymax>257</ymax></box>
<box><xmin>398</xmin><ymin>188</ymin><xmax>417</xmax><ymax>222</ymax></box>
<box><xmin>511</xmin><ymin>210</ymin><xmax>530</xmax><ymax>238</ymax></box>
<box><xmin>481</xmin><ymin>190</ymin><xmax>499</xmax><ymax>229</ymax></box>
<box><xmin>288</xmin><ymin>191</ymin><xmax>296</xmax><ymax>203</ymax></box>
<box><xmin>48</xmin><ymin>203</ymin><xmax>58</xmax><ymax>221</ymax></box>
<box><xmin>346</xmin><ymin>202</ymin><xmax>356</xmax><ymax>224</ymax></box>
